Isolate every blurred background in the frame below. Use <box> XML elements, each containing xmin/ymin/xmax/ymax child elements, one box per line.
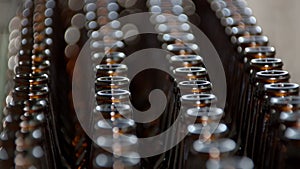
<box><xmin>0</xmin><ymin>0</ymin><xmax>299</xmax><ymax>106</ymax></box>
<box><xmin>0</xmin><ymin>0</ymin><xmax>19</xmax><ymax>114</ymax></box>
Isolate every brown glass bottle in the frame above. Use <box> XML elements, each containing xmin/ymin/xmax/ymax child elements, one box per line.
<box><xmin>95</xmin><ymin>76</ymin><xmax>130</xmax><ymax>92</ymax></box>
<box><xmin>278</xmin><ymin>125</ymin><xmax>300</xmax><ymax>169</ymax></box>
<box><xmin>238</xmin><ymin>57</ymin><xmax>281</xmax><ymax>154</ymax></box>
<box><xmin>227</xmin><ymin>25</ymin><xmax>263</xmax><ymax>44</ymax></box>
<box><xmin>254</xmin><ymin>83</ymin><xmax>299</xmax><ymax>168</ymax></box>
<box><xmin>170</xmin><ymin>55</ymin><xmax>204</xmax><ymax>69</ymax></box>
<box><xmin>178</xmin><ymin>80</ymin><xmax>212</xmax><ymax>95</ymax></box>
<box><xmin>174</xmin><ymin>67</ymin><xmax>209</xmax><ymax>82</ymax></box>
<box><xmin>245</xmin><ymin>70</ymin><xmax>290</xmax><ymax>159</ymax></box>
<box><xmin>178</xmin><ymin>93</ymin><xmax>218</xmax><ymax>169</ymax></box>
<box><xmin>165</xmin><ymin>43</ymin><xmax>200</xmax><ymax>55</ymax></box>
<box><xmin>226</xmin><ymin>45</ymin><xmax>273</xmax><ymax>138</ymax></box>
<box><xmin>15</xmin><ymin>97</ymin><xmax>54</xmax><ymax>169</ymax></box>
<box><xmin>237</xmin><ymin>35</ymin><xmax>269</xmax><ymax>53</ymax></box>
<box><xmin>268</xmin><ymin>96</ymin><xmax>300</xmax><ymax>169</ymax></box>
<box><xmin>95</xmin><ymin>64</ymin><xmax>128</xmax><ymax>77</ymax></box>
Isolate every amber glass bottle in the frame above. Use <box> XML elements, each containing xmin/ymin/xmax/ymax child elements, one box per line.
<box><xmin>245</xmin><ymin>70</ymin><xmax>290</xmax><ymax>158</ymax></box>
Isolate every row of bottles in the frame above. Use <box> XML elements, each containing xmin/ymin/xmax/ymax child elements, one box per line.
<box><xmin>0</xmin><ymin>0</ymin><xmax>299</xmax><ymax>168</ymax></box>
<box><xmin>1</xmin><ymin>0</ymin><xmax>58</xmax><ymax>168</ymax></box>
<box><xmin>147</xmin><ymin>0</ymin><xmax>255</xmax><ymax>169</ymax></box>
<box><xmin>208</xmin><ymin>0</ymin><xmax>300</xmax><ymax>168</ymax></box>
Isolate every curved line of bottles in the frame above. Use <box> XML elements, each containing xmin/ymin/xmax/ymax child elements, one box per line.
<box><xmin>208</xmin><ymin>0</ymin><xmax>300</xmax><ymax>168</ymax></box>
<box><xmin>81</xmin><ymin>1</ymin><xmax>139</xmax><ymax>168</ymax></box>
<box><xmin>147</xmin><ymin>0</ymin><xmax>255</xmax><ymax>168</ymax></box>
<box><xmin>2</xmin><ymin>0</ymin><xmax>300</xmax><ymax>169</ymax></box>
<box><xmin>1</xmin><ymin>0</ymin><xmax>57</xmax><ymax>168</ymax></box>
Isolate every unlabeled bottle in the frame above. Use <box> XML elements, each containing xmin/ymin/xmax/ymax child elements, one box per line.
<box><xmin>245</xmin><ymin>70</ymin><xmax>290</xmax><ymax>159</ymax></box>
<box><xmin>178</xmin><ymin>93</ymin><xmax>218</xmax><ymax>169</ymax></box>
<box><xmin>254</xmin><ymin>83</ymin><xmax>299</xmax><ymax>168</ymax></box>
<box><xmin>174</xmin><ymin>67</ymin><xmax>209</xmax><ymax>82</ymax></box>
<box><xmin>236</xmin><ymin>57</ymin><xmax>281</xmax><ymax>154</ymax></box>
<box><xmin>95</xmin><ymin>64</ymin><xmax>128</xmax><ymax>77</ymax></box>
<box><xmin>95</xmin><ymin>76</ymin><xmax>130</xmax><ymax>92</ymax></box>
<box><xmin>178</xmin><ymin>80</ymin><xmax>212</xmax><ymax>95</ymax></box>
